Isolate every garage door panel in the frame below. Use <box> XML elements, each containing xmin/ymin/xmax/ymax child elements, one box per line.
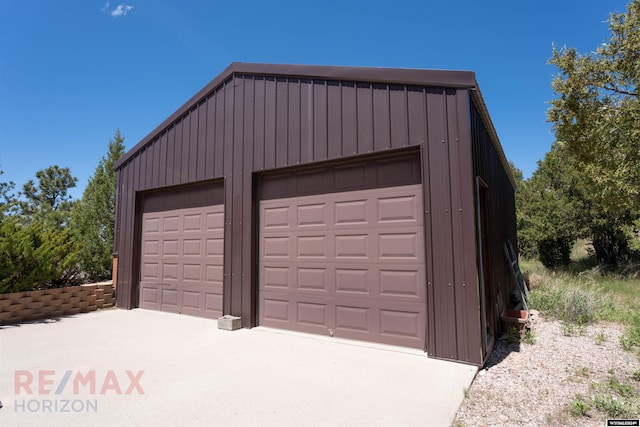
<box><xmin>140</xmin><ymin>204</ymin><xmax>224</xmax><ymax>319</ymax></box>
<box><xmin>161</xmin><ymin>288</ymin><xmax>179</xmax><ymax>312</ymax></box>
<box><xmin>162</xmin><ymin>263</ymin><xmax>179</xmax><ymax>281</ymax></box>
<box><xmin>262</xmin><ymin>236</ymin><xmax>291</xmax><ymax>258</ymax></box>
<box><xmin>334</xmin><ymin>234</ymin><xmax>369</xmax><ymax>259</ymax></box>
<box><xmin>259</xmin><ymin>183</ymin><xmax>426</xmax><ymax>349</ymax></box>
<box><xmin>297</xmin><ymin>267</ymin><xmax>328</xmax><ymax>291</ymax></box>
<box><xmin>162</xmin><ymin>216</ymin><xmax>180</xmax><ymax>233</ymax></box>
<box><xmin>182</xmin><ymin>263</ymin><xmax>202</xmax><ymax>282</ymax></box>
<box><xmin>204</xmin><ymin>294</ymin><xmax>223</xmax><ymax>318</ymax></box>
<box><xmin>378</xmin><ymin>232</ymin><xmax>421</xmax><ymax>260</ymax></box>
<box><xmin>377</xmin><ymin>195</ymin><xmax>421</xmax><ymax>224</ymax></box>
<box><xmin>206</xmin><ymin>211</ymin><xmax>224</xmax><ymax>230</ymax></box>
<box><xmin>296</xmin><ymin>203</ymin><xmax>327</xmax><ymax>227</ymax></box>
<box><xmin>182</xmin><ymin>290</ymin><xmax>201</xmax><ymax>309</ymax></box>
<box><xmin>143</xmin><ymin>217</ymin><xmax>160</xmax><ymax>233</ymax></box>
<box><xmin>380</xmin><ymin>309</ymin><xmax>422</xmax><ymax>338</ymax></box>
<box><xmin>296</xmin><ymin>235</ymin><xmax>327</xmax><ymax>258</ymax></box>
<box><xmin>297</xmin><ymin>302</ymin><xmax>328</xmax><ymax>327</ymax></box>
<box><xmin>262</xmin><ymin>266</ymin><xmax>291</xmax><ymax>289</ymax></box>
<box><xmin>262</xmin><ymin>298</ymin><xmax>291</xmax><ymax>322</ymax></box>
<box><xmin>183</xmin><ymin>239</ymin><xmax>202</xmax><ymax>256</ymax></box>
<box><xmin>163</xmin><ymin>240</ymin><xmax>180</xmax><ymax>257</ymax></box>
<box><xmin>141</xmin><ymin>262</ymin><xmax>161</xmax><ymax>281</ymax></box>
<box><xmin>263</xmin><ymin>206</ymin><xmax>291</xmax><ymax>229</ymax></box>
<box><xmin>334</xmin><ymin>268</ymin><xmax>370</xmax><ymax>294</ymax></box>
<box><xmin>139</xmin><ymin>283</ymin><xmax>162</xmax><ymax>310</ymax></box>
<box><xmin>183</xmin><ymin>213</ymin><xmax>203</xmax><ymax>232</ymax></box>
<box><xmin>334</xmin><ymin>199</ymin><xmax>369</xmax><ymax>225</ymax></box>
<box><xmin>335</xmin><ymin>306</ymin><xmax>370</xmax><ymax>332</ymax></box>
<box><xmin>379</xmin><ymin>269</ymin><xmax>423</xmax><ymax>298</ymax></box>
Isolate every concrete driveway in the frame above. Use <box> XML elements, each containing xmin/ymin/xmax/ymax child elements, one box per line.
<box><xmin>0</xmin><ymin>309</ymin><xmax>476</xmax><ymax>426</ymax></box>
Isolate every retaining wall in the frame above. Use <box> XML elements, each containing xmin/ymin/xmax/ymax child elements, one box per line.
<box><xmin>0</xmin><ymin>284</ymin><xmax>115</xmax><ymax>326</ymax></box>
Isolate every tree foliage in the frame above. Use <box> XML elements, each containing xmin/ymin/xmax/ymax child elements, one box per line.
<box><xmin>0</xmin><ymin>216</ymin><xmax>79</xmax><ymax>293</ymax></box>
<box><xmin>19</xmin><ymin>165</ymin><xmax>77</xmax><ymax>226</ymax></box>
<box><xmin>0</xmin><ymin>166</ymin><xmax>80</xmax><ymax>293</ymax></box>
<box><xmin>71</xmin><ymin>130</ymin><xmax>126</xmax><ymax>281</ymax></box>
<box><xmin>515</xmin><ymin>144</ymin><xmax>588</xmax><ymax>267</ymax></box>
<box><xmin>546</xmin><ymin>0</ymin><xmax>640</xmax><ymax>266</ymax></box>
<box><xmin>0</xmin><ymin>130</ymin><xmax>128</xmax><ymax>293</ymax></box>
<box><xmin>0</xmin><ymin>166</ymin><xmax>16</xmax><ymax>217</ymax></box>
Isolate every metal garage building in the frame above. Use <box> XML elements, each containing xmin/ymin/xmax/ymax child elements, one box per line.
<box><xmin>113</xmin><ymin>63</ymin><xmax>517</xmax><ymax>366</ymax></box>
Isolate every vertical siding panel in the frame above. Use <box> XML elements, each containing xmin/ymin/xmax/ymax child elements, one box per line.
<box><xmin>242</xmin><ymin>76</ymin><xmax>256</xmax><ymax>324</ymax></box>
<box><xmin>113</xmin><ymin>171</ymin><xmax>122</xmax><ymax>272</ymax></box>
<box><xmin>215</xmin><ymin>88</ymin><xmax>225</xmax><ymax>177</ymax></box>
<box><xmin>151</xmin><ymin>137</ymin><xmax>160</xmax><ymax>188</ymax></box>
<box><xmin>275</xmin><ymin>77</ymin><xmax>288</xmax><ymax>168</ymax></box>
<box><xmin>231</xmin><ymin>77</ymin><xmax>245</xmax><ymax>316</ymax></box>
<box><xmin>327</xmin><ymin>80</ymin><xmax>342</xmax><ymax>159</ymax></box>
<box><xmin>158</xmin><ymin>132</ymin><xmax>168</xmax><ymax>187</ymax></box>
<box><xmin>454</xmin><ymin>91</ymin><xmax>482</xmax><ymax>365</ymax></box>
<box><xmin>197</xmin><ymin>101</ymin><xmax>207</xmax><ymax>181</ymax></box>
<box><xmin>287</xmin><ymin>78</ymin><xmax>301</xmax><ymax>165</ymax></box>
<box><xmin>356</xmin><ymin>82</ymin><xmax>373</xmax><ymax>154</ymax></box>
<box><xmin>264</xmin><ymin>77</ymin><xmax>277</xmax><ymax>169</ymax></box>
<box><xmin>181</xmin><ymin>114</ymin><xmax>191</xmax><ymax>183</ymax></box>
<box><xmin>135</xmin><ymin>153</ymin><xmax>144</xmax><ymax>192</ymax></box>
<box><xmin>426</xmin><ymin>88</ymin><xmax>457</xmax><ymax>361</ymax></box>
<box><xmin>446</xmin><ymin>89</ymin><xmax>479</xmax><ymax>364</ymax></box>
<box><xmin>418</xmin><ymin>89</ymin><xmax>436</xmax><ymax>355</ymax></box>
<box><xmin>223</xmin><ymin>81</ymin><xmax>234</xmax><ymax>315</ymax></box>
<box><xmin>117</xmin><ymin>165</ymin><xmax>132</xmax><ymax>308</ymax></box>
<box><xmin>189</xmin><ymin>107</ymin><xmax>199</xmax><ymax>182</ymax></box>
<box><xmin>253</xmin><ymin>77</ymin><xmax>266</xmax><ymax>170</ymax></box>
<box><xmin>126</xmin><ymin>164</ymin><xmax>136</xmax><ymax>308</ymax></box>
<box><xmin>313</xmin><ymin>80</ymin><xmax>327</xmax><ymax>161</ymax></box>
<box><xmin>372</xmin><ymin>83</ymin><xmax>391</xmax><ymax>151</ymax></box>
<box><xmin>341</xmin><ymin>82</ymin><xmax>357</xmax><ymax>156</ymax></box>
<box><xmin>205</xmin><ymin>95</ymin><xmax>216</xmax><ymax>179</ymax></box>
<box><xmin>407</xmin><ymin>86</ymin><xmax>427</xmax><ymax>147</ymax></box>
<box><xmin>144</xmin><ymin>144</ymin><xmax>154</xmax><ymax>188</ymax></box>
<box><xmin>299</xmin><ymin>79</ymin><xmax>313</xmax><ymax>164</ymax></box>
<box><xmin>446</xmin><ymin>90</ymin><xmax>466</xmax><ymax>362</ymax></box>
<box><xmin>390</xmin><ymin>85</ymin><xmax>409</xmax><ymax>148</ymax></box>
<box><xmin>173</xmin><ymin>121</ymin><xmax>184</xmax><ymax>185</ymax></box>
<box><xmin>166</xmin><ymin>127</ymin><xmax>175</xmax><ymax>186</ymax></box>
<box><xmin>470</xmin><ymin>96</ymin><xmax>517</xmax><ymax>365</ymax></box>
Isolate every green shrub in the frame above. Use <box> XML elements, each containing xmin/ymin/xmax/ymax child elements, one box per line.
<box><xmin>619</xmin><ymin>310</ymin><xmax>640</xmax><ymax>351</ymax></box>
<box><xmin>529</xmin><ymin>278</ymin><xmax>609</xmax><ymax>324</ymax></box>
<box><xmin>537</xmin><ymin>236</ymin><xmax>572</xmax><ymax>269</ymax></box>
<box><xmin>569</xmin><ymin>395</ymin><xmax>590</xmax><ymax>416</ymax></box>
<box><xmin>0</xmin><ymin>216</ymin><xmax>80</xmax><ymax>293</ymax></box>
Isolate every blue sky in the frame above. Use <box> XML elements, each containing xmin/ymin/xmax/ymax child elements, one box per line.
<box><xmin>0</xmin><ymin>0</ymin><xmax>629</xmax><ymax>199</ymax></box>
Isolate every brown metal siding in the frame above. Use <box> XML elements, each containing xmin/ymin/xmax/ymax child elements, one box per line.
<box><xmin>470</xmin><ymin>96</ymin><xmax>517</xmax><ymax>337</ymax></box>
<box><xmin>113</xmin><ymin>64</ymin><xmax>501</xmax><ymax>365</ymax></box>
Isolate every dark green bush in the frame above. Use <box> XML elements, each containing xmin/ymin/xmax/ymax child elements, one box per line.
<box><xmin>537</xmin><ymin>236</ymin><xmax>572</xmax><ymax>269</ymax></box>
<box><xmin>0</xmin><ymin>216</ymin><xmax>80</xmax><ymax>293</ymax></box>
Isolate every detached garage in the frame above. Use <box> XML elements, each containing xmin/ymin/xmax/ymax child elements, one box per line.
<box><xmin>113</xmin><ymin>63</ymin><xmax>517</xmax><ymax>366</ymax></box>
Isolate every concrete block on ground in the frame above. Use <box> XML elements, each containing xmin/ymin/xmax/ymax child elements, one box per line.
<box><xmin>218</xmin><ymin>315</ymin><xmax>242</xmax><ymax>331</ymax></box>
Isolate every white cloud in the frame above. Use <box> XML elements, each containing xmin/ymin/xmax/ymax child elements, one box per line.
<box><xmin>110</xmin><ymin>4</ymin><xmax>134</xmax><ymax>17</ymax></box>
<box><xmin>101</xmin><ymin>2</ymin><xmax>111</xmax><ymax>12</ymax></box>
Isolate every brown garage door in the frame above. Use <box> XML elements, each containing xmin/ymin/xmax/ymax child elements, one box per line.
<box><xmin>139</xmin><ymin>205</ymin><xmax>224</xmax><ymax>318</ymax></box>
<box><xmin>259</xmin><ymin>184</ymin><xmax>426</xmax><ymax>348</ymax></box>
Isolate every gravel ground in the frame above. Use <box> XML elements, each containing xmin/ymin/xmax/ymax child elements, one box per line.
<box><xmin>454</xmin><ymin>313</ymin><xmax>640</xmax><ymax>426</ymax></box>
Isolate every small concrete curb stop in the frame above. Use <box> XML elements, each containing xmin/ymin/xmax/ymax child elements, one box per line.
<box><xmin>218</xmin><ymin>315</ymin><xmax>242</xmax><ymax>331</ymax></box>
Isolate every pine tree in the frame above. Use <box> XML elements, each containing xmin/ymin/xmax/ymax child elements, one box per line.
<box><xmin>72</xmin><ymin>130</ymin><xmax>126</xmax><ymax>281</ymax></box>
